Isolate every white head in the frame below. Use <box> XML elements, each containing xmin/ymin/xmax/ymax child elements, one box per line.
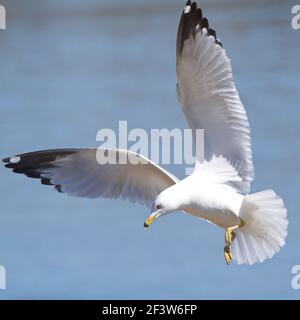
<box><xmin>144</xmin><ymin>187</ymin><xmax>181</xmax><ymax>229</ymax></box>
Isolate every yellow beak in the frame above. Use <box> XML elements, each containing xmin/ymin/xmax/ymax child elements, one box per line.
<box><xmin>144</xmin><ymin>214</ymin><xmax>156</xmax><ymax>229</ymax></box>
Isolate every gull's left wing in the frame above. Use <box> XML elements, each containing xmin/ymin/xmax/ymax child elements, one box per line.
<box><xmin>3</xmin><ymin>148</ymin><xmax>178</xmax><ymax>208</ymax></box>
<box><xmin>176</xmin><ymin>1</ymin><xmax>254</xmax><ymax>193</ymax></box>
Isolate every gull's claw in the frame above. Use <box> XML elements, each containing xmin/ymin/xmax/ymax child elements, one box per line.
<box><xmin>224</xmin><ymin>245</ymin><xmax>232</xmax><ymax>265</ymax></box>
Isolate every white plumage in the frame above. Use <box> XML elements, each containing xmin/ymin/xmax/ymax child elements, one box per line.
<box><xmin>3</xmin><ymin>1</ymin><xmax>287</xmax><ymax>265</ymax></box>
<box><xmin>176</xmin><ymin>11</ymin><xmax>254</xmax><ymax>193</ymax></box>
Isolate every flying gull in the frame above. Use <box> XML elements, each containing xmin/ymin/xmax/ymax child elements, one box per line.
<box><xmin>3</xmin><ymin>1</ymin><xmax>288</xmax><ymax>265</ymax></box>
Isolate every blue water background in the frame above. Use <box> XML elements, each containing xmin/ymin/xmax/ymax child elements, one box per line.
<box><xmin>0</xmin><ymin>0</ymin><xmax>299</xmax><ymax>299</ymax></box>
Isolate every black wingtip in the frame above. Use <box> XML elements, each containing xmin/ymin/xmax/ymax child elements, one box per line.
<box><xmin>201</xmin><ymin>17</ymin><xmax>209</xmax><ymax>29</ymax></box>
<box><xmin>208</xmin><ymin>28</ymin><xmax>216</xmax><ymax>38</ymax></box>
<box><xmin>55</xmin><ymin>185</ymin><xmax>63</xmax><ymax>193</ymax></box>
<box><xmin>216</xmin><ymin>39</ymin><xmax>223</xmax><ymax>47</ymax></box>
<box><xmin>41</xmin><ymin>178</ymin><xmax>52</xmax><ymax>186</ymax></box>
<box><xmin>177</xmin><ymin>2</ymin><xmax>222</xmax><ymax>55</ymax></box>
<box><xmin>5</xmin><ymin>163</ymin><xmax>15</xmax><ymax>169</ymax></box>
<box><xmin>208</xmin><ymin>28</ymin><xmax>222</xmax><ymax>47</ymax></box>
<box><xmin>3</xmin><ymin>149</ymin><xmax>76</xmax><ymax>196</ymax></box>
<box><xmin>196</xmin><ymin>7</ymin><xmax>202</xmax><ymax>21</ymax></box>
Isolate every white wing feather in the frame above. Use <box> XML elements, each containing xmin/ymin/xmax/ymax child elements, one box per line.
<box><xmin>176</xmin><ymin>2</ymin><xmax>254</xmax><ymax>193</ymax></box>
<box><xmin>3</xmin><ymin>148</ymin><xmax>178</xmax><ymax>208</ymax></box>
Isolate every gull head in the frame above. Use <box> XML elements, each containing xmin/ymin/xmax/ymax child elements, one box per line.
<box><xmin>144</xmin><ymin>188</ymin><xmax>180</xmax><ymax>229</ymax></box>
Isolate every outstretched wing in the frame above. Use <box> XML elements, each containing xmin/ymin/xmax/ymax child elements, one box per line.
<box><xmin>3</xmin><ymin>148</ymin><xmax>178</xmax><ymax>208</ymax></box>
<box><xmin>176</xmin><ymin>1</ymin><xmax>254</xmax><ymax>193</ymax></box>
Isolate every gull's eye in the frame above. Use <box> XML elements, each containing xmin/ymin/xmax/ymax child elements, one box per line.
<box><xmin>156</xmin><ymin>204</ymin><xmax>162</xmax><ymax>210</ymax></box>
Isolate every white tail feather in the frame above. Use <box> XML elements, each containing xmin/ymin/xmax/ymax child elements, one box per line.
<box><xmin>231</xmin><ymin>190</ymin><xmax>288</xmax><ymax>265</ymax></box>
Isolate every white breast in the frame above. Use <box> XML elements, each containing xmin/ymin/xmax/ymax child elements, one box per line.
<box><xmin>174</xmin><ymin>175</ymin><xmax>245</xmax><ymax>228</ymax></box>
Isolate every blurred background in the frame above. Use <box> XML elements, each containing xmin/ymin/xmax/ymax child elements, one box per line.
<box><xmin>0</xmin><ymin>0</ymin><xmax>299</xmax><ymax>299</ymax></box>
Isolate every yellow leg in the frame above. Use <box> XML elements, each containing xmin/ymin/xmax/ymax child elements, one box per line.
<box><xmin>225</xmin><ymin>226</ymin><xmax>238</xmax><ymax>246</ymax></box>
<box><xmin>223</xmin><ymin>220</ymin><xmax>245</xmax><ymax>265</ymax></box>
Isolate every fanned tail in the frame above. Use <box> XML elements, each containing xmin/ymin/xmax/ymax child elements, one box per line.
<box><xmin>231</xmin><ymin>190</ymin><xmax>288</xmax><ymax>265</ymax></box>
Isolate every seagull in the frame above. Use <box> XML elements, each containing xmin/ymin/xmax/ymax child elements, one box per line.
<box><xmin>3</xmin><ymin>1</ymin><xmax>287</xmax><ymax>265</ymax></box>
